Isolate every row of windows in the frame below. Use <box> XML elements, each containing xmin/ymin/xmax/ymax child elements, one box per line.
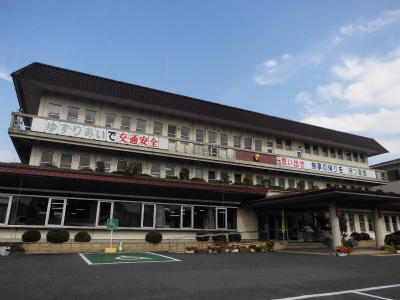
<box><xmin>388</xmin><ymin>169</ymin><xmax>400</xmax><ymax>182</ymax></box>
<box><xmin>47</xmin><ymin>104</ymin><xmax>367</xmax><ymax>162</ymax></box>
<box><xmin>0</xmin><ymin>195</ymin><xmax>237</xmax><ymax>230</ymax></box>
<box><xmin>346</xmin><ymin>213</ymin><xmax>399</xmax><ymax>233</ymax></box>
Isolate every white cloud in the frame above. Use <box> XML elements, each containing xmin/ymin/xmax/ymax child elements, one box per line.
<box><xmin>281</xmin><ymin>54</ymin><xmax>291</xmax><ymax>60</ymax></box>
<box><xmin>340</xmin><ymin>9</ymin><xmax>400</xmax><ymax>37</ymax></box>
<box><xmin>0</xmin><ymin>150</ymin><xmax>20</xmax><ymax>163</ymax></box>
<box><xmin>0</xmin><ymin>70</ymin><xmax>12</xmax><ymax>82</ymax></box>
<box><xmin>302</xmin><ymin>108</ymin><xmax>400</xmax><ymax>135</ymax></box>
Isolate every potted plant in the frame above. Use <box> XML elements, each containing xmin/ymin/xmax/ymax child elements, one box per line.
<box><xmin>336</xmin><ymin>246</ymin><xmax>349</xmax><ymax>256</ymax></box>
<box><xmin>395</xmin><ymin>245</ymin><xmax>400</xmax><ymax>254</ymax></box>
<box><xmin>207</xmin><ymin>245</ymin><xmax>219</xmax><ymax>253</ymax></box>
<box><xmin>266</xmin><ymin>240</ymin><xmax>275</xmax><ymax>251</ymax></box>
<box><xmin>249</xmin><ymin>244</ymin><xmax>261</xmax><ymax>252</ymax></box>
<box><xmin>231</xmin><ymin>244</ymin><xmax>240</xmax><ymax>253</ymax></box>
<box><xmin>185</xmin><ymin>246</ymin><xmax>197</xmax><ymax>254</ymax></box>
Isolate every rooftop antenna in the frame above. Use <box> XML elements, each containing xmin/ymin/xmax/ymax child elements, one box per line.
<box><xmin>166</xmin><ymin>57</ymin><xmax>169</xmax><ymax>91</ymax></box>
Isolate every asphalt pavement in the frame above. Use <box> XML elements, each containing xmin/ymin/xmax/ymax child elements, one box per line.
<box><xmin>0</xmin><ymin>251</ymin><xmax>399</xmax><ymax>300</ymax></box>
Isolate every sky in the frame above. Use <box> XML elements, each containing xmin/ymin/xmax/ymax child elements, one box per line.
<box><xmin>1</xmin><ymin>0</ymin><xmax>400</xmax><ymax>165</ymax></box>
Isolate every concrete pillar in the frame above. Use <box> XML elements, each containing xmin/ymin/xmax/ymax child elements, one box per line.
<box><xmin>372</xmin><ymin>206</ymin><xmax>386</xmax><ymax>250</ymax></box>
<box><xmin>328</xmin><ymin>202</ymin><xmax>341</xmax><ymax>250</ymax></box>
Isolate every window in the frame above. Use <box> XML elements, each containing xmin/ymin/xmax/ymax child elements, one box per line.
<box><xmin>244</xmin><ymin>138</ymin><xmax>252</xmax><ymax>150</ymax></box>
<box><xmin>296</xmin><ymin>149</ymin><xmax>302</xmax><ymax>158</ymax></box>
<box><xmin>113</xmin><ymin>202</ymin><xmax>141</xmax><ymax>227</ymax></box>
<box><xmin>342</xmin><ymin>185</ymin><xmax>347</xmax><ymax>189</ymax></box>
<box><xmin>208</xmin><ymin>170</ymin><xmax>216</xmax><ymax>182</ymax></box>
<box><xmin>288</xmin><ymin>179</ymin><xmax>295</xmax><ymax>188</ymax></box>
<box><xmin>234</xmin><ymin>136</ymin><xmax>241</xmax><ymax>148</ymax></box>
<box><xmin>279</xmin><ymin>178</ymin><xmax>285</xmax><ymax>188</ymax></box>
<box><xmin>67</xmin><ymin>107</ymin><xmax>79</xmax><ymax>121</ymax></box>
<box><xmin>353</xmin><ymin>152</ymin><xmax>358</xmax><ymax>162</ymax></box>
<box><xmin>40</xmin><ymin>151</ymin><xmax>54</xmax><ymax>167</ymax></box>
<box><xmin>330</xmin><ymin>148</ymin><xmax>336</xmax><ymax>158</ymax></box>
<box><xmin>196</xmin><ymin>129</ymin><xmax>204</xmax><ymax>142</ymax></box>
<box><xmin>367</xmin><ymin>216</ymin><xmax>374</xmax><ymax>232</ymax></box>
<box><xmin>153</xmin><ymin>122</ymin><xmax>163</xmax><ymax>135</ymax></box>
<box><xmin>305</xmin><ymin>143</ymin><xmax>310</xmax><ymax>154</ymax></box>
<box><xmin>359</xmin><ymin>215</ymin><xmax>365</xmax><ymax>231</ymax></box>
<box><xmin>117</xmin><ymin>160</ymin><xmax>127</xmax><ymax>171</ymax></box>
<box><xmin>384</xmin><ymin>216</ymin><xmax>390</xmax><ymax>232</ymax></box>
<box><xmin>85</xmin><ymin>110</ymin><xmax>96</xmax><ymax>124</ymax></box>
<box><xmin>194</xmin><ymin>206</ymin><xmax>215</xmax><ymax>229</ymax></box>
<box><xmin>9</xmin><ymin>196</ymin><xmax>48</xmax><ymax>225</ymax></box>
<box><xmin>0</xmin><ymin>196</ymin><xmax>10</xmax><ymax>224</ymax></box>
<box><xmin>182</xmin><ymin>206</ymin><xmax>192</xmax><ymax>228</ymax></box>
<box><xmin>392</xmin><ymin>216</ymin><xmax>398</xmax><ymax>231</ymax></box>
<box><xmin>195</xmin><ymin>168</ymin><xmax>204</xmax><ymax>179</ymax></box>
<box><xmin>220</xmin><ymin>134</ymin><xmax>228</xmax><ymax>146</ymax></box>
<box><xmin>101</xmin><ymin>158</ymin><xmax>111</xmax><ymax>173</ymax></box>
<box><xmin>151</xmin><ymin>164</ymin><xmax>160</xmax><ymax>177</ymax></box>
<box><xmin>234</xmin><ymin>174</ymin><xmax>241</xmax><ymax>183</ymax></box>
<box><xmin>326</xmin><ymin>183</ymin><xmax>332</xmax><ymax>188</ymax></box>
<box><xmin>256</xmin><ymin>175</ymin><xmax>263</xmax><ymax>185</ymax></box>
<box><xmin>227</xmin><ymin>208</ymin><xmax>237</xmax><ymax>229</ymax></box>
<box><xmin>276</xmin><ymin>138</ymin><xmax>282</xmax><ymax>149</ymax></box>
<box><xmin>60</xmin><ymin>154</ymin><xmax>72</xmax><ymax>169</ymax></box>
<box><xmin>143</xmin><ymin>204</ymin><xmax>154</xmax><ymax>227</ymax></box>
<box><xmin>48</xmin><ymin>104</ymin><xmax>61</xmax><ymax>119</ymax></box>
<box><xmin>348</xmin><ymin>214</ymin><xmax>355</xmax><ymax>232</ymax></box>
<box><xmin>79</xmin><ymin>155</ymin><xmax>90</xmax><ymax>169</ymax></box>
<box><xmin>97</xmin><ymin>202</ymin><xmax>112</xmax><ymax>226</ymax></box>
<box><xmin>269</xmin><ymin>177</ymin><xmax>275</xmax><ymax>186</ymax></box>
<box><xmin>220</xmin><ymin>172</ymin><xmax>229</xmax><ymax>182</ymax></box>
<box><xmin>255</xmin><ymin>140</ymin><xmax>262</xmax><ymax>151</ymax></box>
<box><xmin>360</xmin><ymin>153</ymin><xmax>365</xmax><ymax>163</ymax></box>
<box><xmin>216</xmin><ymin>208</ymin><xmax>226</xmax><ymax>229</ymax></box>
<box><xmin>313</xmin><ymin>145</ymin><xmax>319</xmax><ymax>155</ymax></box>
<box><xmin>388</xmin><ymin>170</ymin><xmax>400</xmax><ymax>182</ymax></box>
<box><xmin>181</xmin><ymin>127</ymin><xmax>190</xmax><ymax>140</ymax></box>
<box><xmin>156</xmin><ymin>204</ymin><xmax>181</xmax><ymax>228</ymax></box>
<box><xmin>209</xmin><ymin>145</ymin><xmax>217</xmax><ymax>156</ymax></box>
<box><xmin>338</xmin><ymin>149</ymin><xmax>343</xmax><ymax>159</ymax></box>
<box><xmin>266</xmin><ymin>142</ymin><xmax>273</xmax><ymax>153</ymax></box>
<box><xmin>322</xmin><ymin>146</ymin><xmax>328</xmax><ymax>157</ymax></box>
<box><xmin>285</xmin><ymin>140</ymin><xmax>292</xmax><ymax>151</ymax></box>
<box><xmin>308</xmin><ymin>181</ymin><xmax>314</xmax><ymax>190</ymax></box>
<box><xmin>136</xmin><ymin>119</ymin><xmax>146</xmax><ymax>132</ymax></box>
<box><xmin>134</xmin><ymin>162</ymin><xmax>143</xmax><ymax>174</ymax></box>
<box><xmin>47</xmin><ymin>198</ymin><xmax>65</xmax><ymax>226</ymax></box>
<box><xmin>120</xmin><ymin>117</ymin><xmax>131</xmax><ymax>130</ymax></box>
<box><xmin>166</xmin><ymin>165</ymin><xmax>175</xmax><ymax>177</ymax></box>
<box><xmin>208</xmin><ymin>132</ymin><xmax>216</xmax><ymax>143</ymax></box>
<box><xmin>105</xmin><ymin>114</ymin><xmax>115</xmax><ymax>127</ymax></box>
<box><xmin>346</xmin><ymin>151</ymin><xmax>351</xmax><ymax>160</ymax></box>
<box><xmin>64</xmin><ymin>199</ymin><xmax>97</xmax><ymax>227</ymax></box>
<box><xmin>168</xmin><ymin>125</ymin><xmax>176</xmax><ymax>137</ymax></box>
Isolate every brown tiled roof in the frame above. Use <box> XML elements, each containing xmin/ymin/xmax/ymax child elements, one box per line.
<box><xmin>11</xmin><ymin>62</ymin><xmax>387</xmax><ymax>154</ymax></box>
<box><xmin>0</xmin><ymin>163</ymin><xmax>269</xmax><ymax>195</ymax></box>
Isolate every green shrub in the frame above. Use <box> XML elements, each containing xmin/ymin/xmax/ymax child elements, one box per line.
<box><xmin>145</xmin><ymin>230</ymin><xmax>163</xmax><ymax>243</ymax></box>
<box><xmin>232</xmin><ymin>182</ymin><xmax>244</xmax><ymax>185</ymax></box>
<box><xmin>243</xmin><ymin>176</ymin><xmax>253</xmax><ymax>186</ymax></box>
<box><xmin>190</xmin><ymin>177</ymin><xmax>205</xmax><ymax>182</ymax></box>
<box><xmin>228</xmin><ymin>233</ymin><xmax>241</xmax><ymax>242</ymax></box>
<box><xmin>179</xmin><ymin>168</ymin><xmax>190</xmax><ymax>180</ymax></box>
<box><xmin>271</xmin><ymin>186</ymin><xmax>282</xmax><ymax>189</ymax></box>
<box><xmin>46</xmin><ymin>228</ymin><xmax>70</xmax><ymax>243</ymax></box>
<box><xmin>286</xmin><ymin>187</ymin><xmax>298</xmax><ymax>191</ymax></box>
<box><xmin>196</xmin><ymin>230</ymin><xmax>210</xmax><ymax>242</ymax></box>
<box><xmin>74</xmin><ymin>231</ymin><xmax>91</xmax><ymax>242</ymax></box>
<box><xmin>95</xmin><ymin>161</ymin><xmax>105</xmax><ymax>172</ymax></box>
<box><xmin>22</xmin><ymin>229</ymin><xmax>41</xmax><ymax>242</ymax></box>
<box><xmin>350</xmin><ymin>232</ymin><xmax>362</xmax><ymax>240</ymax></box>
<box><xmin>360</xmin><ymin>232</ymin><xmax>371</xmax><ymax>240</ymax></box>
<box><xmin>212</xmin><ymin>230</ymin><xmax>226</xmax><ymax>242</ymax></box>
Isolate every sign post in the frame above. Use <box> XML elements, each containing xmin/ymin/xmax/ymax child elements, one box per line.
<box><xmin>107</xmin><ymin>219</ymin><xmax>118</xmax><ymax>251</ymax></box>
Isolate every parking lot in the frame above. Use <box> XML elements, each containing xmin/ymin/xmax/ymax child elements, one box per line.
<box><xmin>0</xmin><ymin>251</ymin><xmax>399</xmax><ymax>300</ymax></box>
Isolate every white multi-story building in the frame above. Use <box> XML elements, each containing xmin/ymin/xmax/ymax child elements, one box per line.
<box><xmin>1</xmin><ymin>63</ymin><xmax>399</xmax><ymax>248</ymax></box>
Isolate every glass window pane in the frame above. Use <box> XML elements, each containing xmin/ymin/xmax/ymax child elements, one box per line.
<box><xmin>168</xmin><ymin>125</ymin><xmax>176</xmax><ymax>137</ymax></box>
<box><xmin>85</xmin><ymin>110</ymin><xmax>96</xmax><ymax>124</ymax></box>
<box><xmin>67</xmin><ymin>107</ymin><xmax>79</xmax><ymax>121</ymax></box>
<box><xmin>143</xmin><ymin>204</ymin><xmax>154</xmax><ymax>227</ymax></box>
<box><xmin>217</xmin><ymin>208</ymin><xmax>226</xmax><ymax>229</ymax></box>
<box><xmin>136</xmin><ymin>119</ymin><xmax>146</xmax><ymax>132</ymax></box>
<box><xmin>194</xmin><ymin>206</ymin><xmax>215</xmax><ymax>229</ymax></box>
<box><xmin>244</xmin><ymin>138</ymin><xmax>251</xmax><ymax>150</ymax></box>
<box><xmin>0</xmin><ymin>196</ymin><xmax>10</xmax><ymax>224</ymax></box>
<box><xmin>60</xmin><ymin>154</ymin><xmax>72</xmax><ymax>169</ymax></box>
<box><xmin>105</xmin><ymin>114</ymin><xmax>115</xmax><ymax>127</ymax></box>
<box><xmin>195</xmin><ymin>169</ymin><xmax>203</xmax><ymax>179</ymax></box>
<box><xmin>101</xmin><ymin>158</ymin><xmax>111</xmax><ymax>173</ymax></box>
<box><xmin>220</xmin><ymin>134</ymin><xmax>228</xmax><ymax>146</ymax></box>
<box><xmin>156</xmin><ymin>204</ymin><xmax>181</xmax><ymax>228</ymax></box>
<box><xmin>153</xmin><ymin>122</ymin><xmax>163</xmax><ymax>135</ymax></box>
<box><xmin>234</xmin><ymin>136</ymin><xmax>241</xmax><ymax>148</ymax></box>
<box><xmin>151</xmin><ymin>164</ymin><xmax>160</xmax><ymax>177</ymax></box>
<box><xmin>40</xmin><ymin>151</ymin><xmax>54</xmax><ymax>166</ymax></box>
<box><xmin>227</xmin><ymin>208</ymin><xmax>237</xmax><ymax>229</ymax></box>
<box><xmin>134</xmin><ymin>162</ymin><xmax>143</xmax><ymax>174</ymax></box>
<box><xmin>166</xmin><ymin>165</ymin><xmax>175</xmax><ymax>177</ymax></box>
<box><xmin>64</xmin><ymin>199</ymin><xmax>97</xmax><ymax>227</ymax></box>
<box><xmin>255</xmin><ymin>140</ymin><xmax>262</xmax><ymax>151</ymax></box>
<box><xmin>9</xmin><ymin>196</ymin><xmax>48</xmax><ymax>225</ymax></box>
<box><xmin>208</xmin><ymin>170</ymin><xmax>216</xmax><ymax>182</ymax></box>
<box><xmin>359</xmin><ymin>215</ymin><xmax>365</xmax><ymax>232</ymax></box>
<box><xmin>196</xmin><ymin>129</ymin><xmax>204</xmax><ymax>142</ymax></box>
<box><xmin>221</xmin><ymin>172</ymin><xmax>228</xmax><ymax>182</ymax></box>
<box><xmin>181</xmin><ymin>127</ymin><xmax>189</xmax><ymax>139</ymax></box>
<box><xmin>79</xmin><ymin>155</ymin><xmax>91</xmax><ymax>169</ymax></box>
<box><xmin>276</xmin><ymin>138</ymin><xmax>282</xmax><ymax>149</ymax></box>
<box><xmin>48</xmin><ymin>199</ymin><xmax>65</xmax><ymax>225</ymax></box>
<box><xmin>182</xmin><ymin>206</ymin><xmax>192</xmax><ymax>228</ymax></box>
<box><xmin>285</xmin><ymin>140</ymin><xmax>292</xmax><ymax>151</ymax></box>
<box><xmin>113</xmin><ymin>202</ymin><xmax>142</xmax><ymax>227</ymax></box>
<box><xmin>267</xmin><ymin>142</ymin><xmax>273</xmax><ymax>153</ymax></box>
<box><xmin>48</xmin><ymin>104</ymin><xmax>61</xmax><ymax>119</ymax></box>
<box><xmin>234</xmin><ymin>174</ymin><xmax>241</xmax><ymax>183</ymax></box>
<box><xmin>208</xmin><ymin>132</ymin><xmax>216</xmax><ymax>143</ymax></box>
<box><xmin>117</xmin><ymin>160</ymin><xmax>127</xmax><ymax>171</ymax></box>
<box><xmin>121</xmin><ymin>117</ymin><xmax>131</xmax><ymax>130</ymax></box>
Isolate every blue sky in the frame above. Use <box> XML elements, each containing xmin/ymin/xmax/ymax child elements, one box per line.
<box><xmin>1</xmin><ymin>0</ymin><xmax>400</xmax><ymax>165</ymax></box>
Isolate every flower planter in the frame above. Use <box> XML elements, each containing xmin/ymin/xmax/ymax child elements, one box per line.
<box><xmin>232</xmin><ymin>249</ymin><xmax>239</xmax><ymax>253</ymax></box>
<box><xmin>211</xmin><ymin>250</ymin><xmax>218</xmax><ymax>253</ymax></box>
<box><xmin>225</xmin><ymin>249</ymin><xmax>230</xmax><ymax>253</ymax></box>
<box><xmin>185</xmin><ymin>249</ymin><xmax>195</xmax><ymax>254</ymax></box>
<box><xmin>395</xmin><ymin>250</ymin><xmax>400</xmax><ymax>254</ymax></box>
<box><xmin>336</xmin><ymin>252</ymin><xmax>347</xmax><ymax>256</ymax></box>
<box><xmin>250</xmin><ymin>248</ymin><xmax>256</xmax><ymax>253</ymax></box>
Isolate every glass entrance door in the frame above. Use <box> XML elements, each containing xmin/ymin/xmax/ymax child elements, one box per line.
<box><xmin>258</xmin><ymin>211</ymin><xmax>302</xmax><ymax>241</ymax></box>
<box><xmin>97</xmin><ymin>202</ymin><xmax>112</xmax><ymax>226</ymax></box>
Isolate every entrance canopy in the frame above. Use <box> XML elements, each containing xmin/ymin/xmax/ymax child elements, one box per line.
<box><xmin>244</xmin><ymin>187</ymin><xmax>400</xmax><ymax>211</ymax></box>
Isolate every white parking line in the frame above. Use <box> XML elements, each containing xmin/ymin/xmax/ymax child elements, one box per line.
<box><xmin>353</xmin><ymin>291</ymin><xmax>394</xmax><ymax>300</ymax></box>
<box><xmin>272</xmin><ymin>284</ymin><xmax>400</xmax><ymax>300</ymax></box>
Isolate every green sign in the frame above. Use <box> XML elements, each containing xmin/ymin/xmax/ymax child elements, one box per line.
<box><xmin>107</xmin><ymin>219</ymin><xmax>118</xmax><ymax>230</ymax></box>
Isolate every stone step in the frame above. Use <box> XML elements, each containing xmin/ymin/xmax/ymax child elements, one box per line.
<box><xmin>285</xmin><ymin>243</ymin><xmax>328</xmax><ymax>249</ymax></box>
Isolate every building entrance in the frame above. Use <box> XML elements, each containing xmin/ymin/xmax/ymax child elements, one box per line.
<box><xmin>258</xmin><ymin>211</ymin><xmax>306</xmax><ymax>241</ymax></box>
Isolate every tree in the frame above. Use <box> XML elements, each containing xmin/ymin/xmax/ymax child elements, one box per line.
<box><xmin>179</xmin><ymin>168</ymin><xmax>190</xmax><ymax>180</ymax></box>
<box><xmin>124</xmin><ymin>161</ymin><xmax>141</xmax><ymax>177</ymax></box>
<box><xmin>95</xmin><ymin>161</ymin><xmax>105</xmax><ymax>172</ymax></box>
